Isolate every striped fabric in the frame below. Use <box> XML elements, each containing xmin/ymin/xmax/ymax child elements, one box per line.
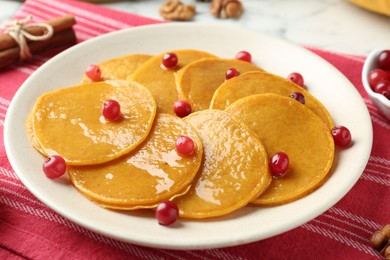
<box><xmin>0</xmin><ymin>0</ymin><xmax>388</xmax><ymax>259</ymax></box>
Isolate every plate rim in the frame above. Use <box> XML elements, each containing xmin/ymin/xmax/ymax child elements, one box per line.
<box><xmin>4</xmin><ymin>23</ymin><xmax>373</xmax><ymax>250</ymax></box>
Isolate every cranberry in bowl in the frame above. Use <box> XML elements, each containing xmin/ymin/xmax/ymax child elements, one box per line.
<box><xmin>362</xmin><ymin>48</ymin><xmax>390</xmax><ymax>121</ymax></box>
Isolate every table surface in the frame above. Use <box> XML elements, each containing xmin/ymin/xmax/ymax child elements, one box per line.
<box><xmin>1</xmin><ymin>0</ymin><xmax>389</xmax><ymax>56</ymax></box>
<box><xmin>0</xmin><ymin>1</ymin><xmax>389</xmax><ymax>258</ymax></box>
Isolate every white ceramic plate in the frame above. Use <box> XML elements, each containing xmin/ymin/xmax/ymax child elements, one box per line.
<box><xmin>4</xmin><ymin>23</ymin><xmax>372</xmax><ymax>250</ymax></box>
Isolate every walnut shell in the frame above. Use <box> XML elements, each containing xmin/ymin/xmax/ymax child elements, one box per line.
<box><xmin>160</xmin><ymin>0</ymin><xmax>196</xmax><ymax>21</ymax></box>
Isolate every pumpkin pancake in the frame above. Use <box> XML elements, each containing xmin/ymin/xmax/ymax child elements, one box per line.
<box><xmin>25</xmin><ymin>111</ymin><xmax>45</xmax><ymax>155</ymax></box>
<box><xmin>176</xmin><ymin>58</ymin><xmax>263</xmax><ymax>112</ymax></box>
<box><xmin>29</xmin><ymin>80</ymin><xmax>157</xmax><ymax>165</ymax></box>
<box><xmin>80</xmin><ymin>54</ymin><xmax>152</xmax><ymax>83</ymax></box>
<box><xmin>174</xmin><ymin>109</ymin><xmax>271</xmax><ymax>219</ymax></box>
<box><xmin>225</xmin><ymin>94</ymin><xmax>334</xmax><ymax>206</ymax></box>
<box><xmin>131</xmin><ymin>49</ymin><xmax>216</xmax><ymax>114</ymax></box>
<box><xmin>210</xmin><ymin>71</ymin><xmax>334</xmax><ymax>129</ymax></box>
<box><xmin>68</xmin><ymin>113</ymin><xmax>203</xmax><ymax>210</ymax></box>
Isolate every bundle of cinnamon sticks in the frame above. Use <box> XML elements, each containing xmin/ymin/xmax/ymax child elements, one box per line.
<box><xmin>0</xmin><ymin>15</ymin><xmax>77</xmax><ymax>69</ymax></box>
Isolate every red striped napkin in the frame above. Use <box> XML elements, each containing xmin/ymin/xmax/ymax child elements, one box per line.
<box><xmin>0</xmin><ymin>0</ymin><xmax>389</xmax><ymax>259</ymax></box>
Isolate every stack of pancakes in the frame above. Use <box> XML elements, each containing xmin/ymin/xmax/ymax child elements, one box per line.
<box><xmin>26</xmin><ymin>49</ymin><xmax>335</xmax><ymax>219</ymax></box>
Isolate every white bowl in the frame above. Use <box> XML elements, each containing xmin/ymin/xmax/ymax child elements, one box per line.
<box><xmin>362</xmin><ymin>48</ymin><xmax>390</xmax><ymax>121</ymax></box>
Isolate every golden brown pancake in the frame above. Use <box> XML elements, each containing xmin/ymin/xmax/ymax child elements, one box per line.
<box><xmin>174</xmin><ymin>109</ymin><xmax>271</xmax><ymax>219</ymax></box>
<box><xmin>176</xmin><ymin>58</ymin><xmax>263</xmax><ymax>112</ymax></box>
<box><xmin>80</xmin><ymin>54</ymin><xmax>152</xmax><ymax>83</ymax></box>
<box><xmin>131</xmin><ymin>49</ymin><xmax>216</xmax><ymax>114</ymax></box>
<box><xmin>25</xmin><ymin>111</ymin><xmax>45</xmax><ymax>155</ymax></box>
<box><xmin>28</xmin><ymin>80</ymin><xmax>157</xmax><ymax>165</ymax></box>
<box><xmin>225</xmin><ymin>94</ymin><xmax>334</xmax><ymax>206</ymax></box>
<box><xmin>210</xmin><ymin>71</ymin><xmax>334</xmax><ymax>129</ymax></box>
<box><xmin>68</xmin><ymin>113</ymin><xmax>203</xmax><ymax>210</ymax></box>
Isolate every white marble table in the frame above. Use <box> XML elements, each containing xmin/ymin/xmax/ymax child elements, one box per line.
<box><xmin>1</xmin><ymin>0</ymin><xmax>390</xmax><ymax>56</ymax></box>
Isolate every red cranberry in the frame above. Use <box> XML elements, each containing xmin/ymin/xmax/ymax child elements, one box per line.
<box><xmin>43</xmin><ymin>155</ymin><xmax>66</xmax><ymax>179</ymax></box>
<box><xmin>377</xmin><ymin>50</ymin><xmax>390</xmax><ymax>70</ymax></box>
<box><xmin>162</xmin><ymin>53</ymin><xmax>178</xmax><ymax>68</ymax></box>
<box><xmin>226</xmin><ymin>68</ymin><xmax>240</xmax><ymax>80</ymax></box>
<box><xmin>175</xmin><ymin>136</ymin><xmax>195</xmax><ymax>155</ymax></box>
<box><xmin>85</xmin><ymin>64</ymin><xmax>101</xmax><ymax>82</ymax></box>
<box><xmin>373</xmin><ymin>81</ymin><xmax>390</xmax><ymax>99</ymax></box>
<box><xmin>102</xmin><ymin>100</ymin><xmax>121</xmax><ymax>121</ymax></box>
<box><xmin>269</xmin><ymin>152</ymin><xmax>289</xmax><ymax>177</ymax></box>
<box><xmin>368</xmin><ymin>69</ymin><xmax>390</xmax><ymax>88</ymax></box>
<box><xmin>173</xmin><ymin>100</ymin><xmax>192</xmax><ymax>118</ymax></box>
<box><xmin>331</xmin><ymin>126</ymin><xmax>352</xmax><ymax>148</ymax></box>
<box><xmin>155</xmin><ymin>201</ymin><xmax>179</xmax><ymax>226</ymax></box>
<box><xmin>287</xmin><ymin>72</ymin><xmax>304</xmax><ymax>87</ymax></box>
<box><xmin>235</xmin><ymin>51</ymin><xmax>252</xmax><ymax>62</ymax></box>
<box><xmin>289</xmin><ymin>92</ymin><xmax>305</xmax><ymax>104</ymax></box>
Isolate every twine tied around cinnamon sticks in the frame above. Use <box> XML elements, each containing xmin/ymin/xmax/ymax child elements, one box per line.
<box><xmin>2</xmin><ymin>16</ymin><xmax>54</xmax><ymax>61</ymax></box>
<box><xmin>0</xmin><ymin>15</ymin><xmax>77</xmax><ymax>69</ymax></box>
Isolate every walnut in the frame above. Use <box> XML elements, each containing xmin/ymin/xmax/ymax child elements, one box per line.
<box><xmin>159</xmin><ymin>0</ymin><xmax>196</xmax><ymax>21</ymax></box>
<box><xmin>370</xmin><ymin>224</ymin><xmax>390</xmax><ymax>259</ymax></box>
<box><xmin>210</xmin><ymin>0</ymin><xmax>243</xmax><ymax>19</ymax></box>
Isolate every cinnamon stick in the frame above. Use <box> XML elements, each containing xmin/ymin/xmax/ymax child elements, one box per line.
<box><xmin>0</xmin><ymin>29</ymin><xmax>76</xmax><ymax>69</ymax></box>
<box><xmin>0</xmin><ymin>15</ymin><xmax>76</xmax><ymax>52</ymax></box>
